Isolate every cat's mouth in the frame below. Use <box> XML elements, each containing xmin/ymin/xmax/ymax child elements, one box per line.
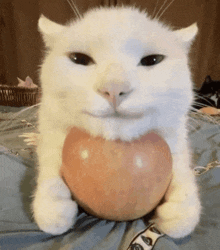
<box><xmin>82</xmin><ymin>110</ymin><xmax>144</xmax><ymax>120</ymax></box>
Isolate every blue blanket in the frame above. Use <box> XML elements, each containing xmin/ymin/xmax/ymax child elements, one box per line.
<box><xmin>0</xmin><ymin>106</ymin><xmax>220</xmax><ymax>249</ymax></box>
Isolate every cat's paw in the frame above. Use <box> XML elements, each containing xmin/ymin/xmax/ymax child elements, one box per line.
<box><xmin>153</xmin><ymin>200</ymin><xmax>201</xmax><ymax>238</ymax></box>
<box><xmin>33</xmin><ymin>177</ymin><xmax>78</xmax><ymax>235</ymax></box>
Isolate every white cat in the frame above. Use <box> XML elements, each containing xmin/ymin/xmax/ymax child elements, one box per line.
<box><xmin>33</xmin><ymin>6</ymin><xmax>201</xmax><ymax>238</ymax></box>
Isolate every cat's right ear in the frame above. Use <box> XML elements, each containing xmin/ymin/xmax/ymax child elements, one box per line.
<box><xmin>38</xmin><ymin>15</ymin><xmax>66</xmax><ymax>48</ymax></box>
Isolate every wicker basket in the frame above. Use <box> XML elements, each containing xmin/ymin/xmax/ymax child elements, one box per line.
<box><xmin>0</xmin><ymin>85</ymin><xmax>41</xmax><ymax>107</ymax></box>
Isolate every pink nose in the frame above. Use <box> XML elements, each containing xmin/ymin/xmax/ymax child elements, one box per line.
<box><xmin>97</xmin><ymin>83</ymin><xmax>133</xmax><ymax>109</ymax></box>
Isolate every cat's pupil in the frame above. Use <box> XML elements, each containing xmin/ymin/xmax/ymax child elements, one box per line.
<box><xmin>140</xmin><ymin>54</ymin><xmax>165</xmax><ymax>66</ymax></box>
<box><xmin>69</xmin><ymin>52</ymin><xmax>94</xmax><ymax>66</ymax></box>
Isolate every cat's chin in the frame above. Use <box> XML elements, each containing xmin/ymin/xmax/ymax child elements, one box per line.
<box><xmin>79</xmin><ymin>110</ymin><xmax>155</xmax><ymax>142</ymax></box>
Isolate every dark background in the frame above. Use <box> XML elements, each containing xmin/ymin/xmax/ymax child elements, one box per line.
<box><xmin>1</xmin><ymin>0</ymin><xmax>220</xmax><ymax>89</ymax></box>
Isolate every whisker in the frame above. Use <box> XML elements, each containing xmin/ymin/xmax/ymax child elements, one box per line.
<box><xmin>193</xmin><ymin>97</ymin><xmax>216</xmax><ymax>108</ymax></box>
<box><xmin>201</xmin><ymin>114</ymin><xmax>220</xmax><ymax>126</ymax></box>
<box><xmin>189</xmin><ymin>109</ymin><xmax>220</xmax><ymax>125</ymax></box>
<box><xmin>152</xmin><ymin>0</ymin><xmax>160</xmax><ymax>18</ymax></box>
<box><xmin>193</xmin><ymin>92</ymin><xmax>217</xmax><ymax>106</ymax></box>
<box><xmin>154</xmin><ymin>0</ymin><xmax>168</xmax><ymax>20</ymax></box>
<box><xmin>67</xmin><ymin>0</ymin><xmax>82</xmax><ymax>19</ymax></box>
<box><xmin>191</xmin><ymin>103</ymin><xmax>212</xmax><ymax>109</ymax></box>
<box><xmin>190</xmin><ymin>104</ymin><xmax>218</xmax><ymax>114</ymax></box>
<box><xmin>190</xmin><ymin>107</ymin><xmax>201</xmax><ymax>112</ymax></box>
<box><xmin>157</xmin><ymin>0</ymin><xmax>176</xmax><ymax>20</ymax></box>
<box><xmin>70</xmin><ymin>0</ymin><xmax>82</xmax><ymax>18</ymax></box>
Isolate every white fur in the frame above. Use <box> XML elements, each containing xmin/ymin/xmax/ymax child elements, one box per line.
<box><xmin>33</xmin><ymin>6</ymin><xmax>201</xmax><ymax>237</ymax></box>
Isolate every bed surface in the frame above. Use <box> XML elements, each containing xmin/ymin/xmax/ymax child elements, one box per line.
<box><xmin>0</xmin><ymin>105</ymin><xmax>220</xmax><ymax>249</ymax></box>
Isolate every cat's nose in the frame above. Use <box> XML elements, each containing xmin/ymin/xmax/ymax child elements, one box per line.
<box><xmin>97</xmin><ymin>83</ymin><xmax>133</xmax><ymax>109</ymax></box>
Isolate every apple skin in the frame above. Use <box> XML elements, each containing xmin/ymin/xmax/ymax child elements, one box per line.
<box><xmin>61</xmin><ymin>128</ymin><xmax>172</xmax><ymax>221</ymax></box>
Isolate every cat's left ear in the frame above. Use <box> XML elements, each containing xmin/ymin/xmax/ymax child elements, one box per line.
<box><xmin>175</xmin><ymin>23</ymin><xmax>198</xmax><ymax>49</ymax></box>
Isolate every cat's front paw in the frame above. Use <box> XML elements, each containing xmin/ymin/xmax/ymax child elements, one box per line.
<box><xmin>154</xmin><ymin>200</ymin><xmax>201</xmax><ymax>238</ymax></box>
<box><xmin>33</xmin><ymin>177</ymin><xmax>78</xmax><ymax>235</ymax></box>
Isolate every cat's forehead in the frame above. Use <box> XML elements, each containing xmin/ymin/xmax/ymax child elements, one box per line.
<box><xmin>63</xmin><ymin>7</ymin><xmax>177</xmax><ymax>51</ymax></box>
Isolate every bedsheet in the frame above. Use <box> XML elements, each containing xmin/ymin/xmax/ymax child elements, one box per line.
<box><xmin>0</xmin><ymin>105</ymin><xmax>220</xmax><ymax>249</ymax></box>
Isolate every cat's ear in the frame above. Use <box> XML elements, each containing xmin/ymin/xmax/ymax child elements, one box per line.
<box><xmin>175</xmin><ymin>23</ymin><xmax>198</xmax><ymax>49</ymax></box>
<box><xmin>205</xmin><ymin>75</ymin><xmax>212</xmax><ymax>83</ymax></box>
<box><xmin>38</xmin><ymin>15</ymin><xmax>66</xmax><ymax>47</ymax></box>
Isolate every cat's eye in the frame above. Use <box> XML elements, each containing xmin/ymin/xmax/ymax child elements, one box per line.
<box><xmin>69</xmin><ymin>52</ymin><xmax>94</xmax><ymax>66</ymax></box>
<box><xmin>140</xmin><ymin>54</ymin><xmax>165</xmax><ymax>66</ymax></box>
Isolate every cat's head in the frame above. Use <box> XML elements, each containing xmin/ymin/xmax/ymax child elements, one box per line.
<box><xmin>199</xmin><ymin>75</ymin><xmax>220</xmax><ymax>95</ymax></box>
<box><xmin>38</xmin><ymin>7</ymin><xmax>197</xmax><ymax>141</ymax></box>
